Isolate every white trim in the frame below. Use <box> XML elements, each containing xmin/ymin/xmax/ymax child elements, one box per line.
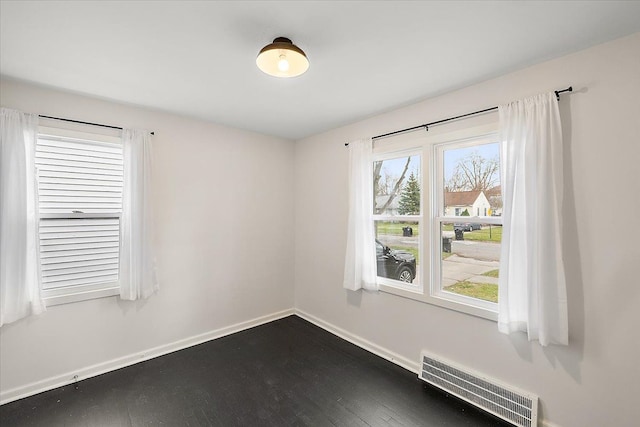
<box><xmin>389</xmin><ymin>288</ymin><xmax>498</xmax><ymax>321</ymax></box>
<box><xmin>38</xmin><ymin>124</ymin><xmax>122</xmax><ymax>144</ymax></box>
<box><xmin>295</xmin><ymin>309</ymin><xmax>558</xmax><ymax>427</ymax></box>
<box><xmin>43</xmin><ymin>285</ymin><xmax>119</xmax><ymax>306</ymax></box>
<box><xmin>294</xmin><ymin>309</ymin><xmax>420</xmax><ymax>374</ymax></box>
<box><xmin>0</xmin><ymin>308</ymin><xmax>295</xmax><ymax>405</ymax></box>
<box><xmin>0</xmin><ymin>309</ymin><xmax>560</xmax><ymax>427</ymax></box>
<box><xmin>39</xmin><ymin>212</ymin><xmax>121</xmax><ymax>220</ymax></box>
<box><xmin>366</xmin><ymin>123</ymin><xmax>503</xmax><ymax>320</ymax></box>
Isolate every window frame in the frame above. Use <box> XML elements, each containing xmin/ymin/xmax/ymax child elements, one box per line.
<box><xmin>372</xmin><ymin>148</ymin><xmax>424</xmax><ymax>293</ymax></box>
<box><xmin>372</xmin><ymin>122</ymin><xmax>501</xmax><ymax>320</ymax></box>
<box><xmin>36</xmin><ymin>124</ymin><xmax>123</xmax><ymax>306</ymax></box>
<box><xmin>432</xmin><ymin>133</ymin><xmax>502</xmax><ymax>317</ymax></box>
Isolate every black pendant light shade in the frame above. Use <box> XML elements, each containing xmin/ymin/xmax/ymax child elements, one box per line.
<box><xmin>256</xmin><ymin>37</ymin><xmax>309</xmax><ymax>78</ymax></box>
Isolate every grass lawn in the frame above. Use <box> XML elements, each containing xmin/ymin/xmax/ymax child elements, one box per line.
<box><xmin>376</xmin><ymin>222</ymin><xmax>501</xmax><ymax>243</ymax></box>
<box><xmin>392</xmin><ymin>245</ymin><xmax>419</xmax><ymax>264</ymax></box>
<box><xmin>376</xmin><ymin>221</ymin><xmax>420</xmax><ymax>237</ymax></box>
<box><xmin>464</xmin><ymin>226</ymin><xmax>502</xmax><ymax>243</ymax></box>
<box><xmin>482</xmin><ymin>269</ymin><xmax>500</xmax><ymax>278</ymax></box>
<box><xmin>442</xmin><ymin>223</ymin><xmax>502</xmax><ymax>242</ymax></box>
<box><xmin>445</xmin><ymin>281</ymin><xmax>498</xmax><ymax>303</ymax></box>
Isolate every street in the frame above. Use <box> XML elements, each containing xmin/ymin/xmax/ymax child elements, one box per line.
<box><xmin>380</xmin><ymin>234</ymin><xmax>501</xmax><ymax>262</ymax></box>
<box><xmin>379</xmin><ymin>233</ymin><xmax>500</xmax><ymax>289</ymax></box>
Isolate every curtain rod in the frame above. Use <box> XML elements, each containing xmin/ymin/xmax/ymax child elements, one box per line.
<box><xmin>344</xmin><ymin>86</ymin><xmax>572</xmax><ymax>146</ymax></box>
<box><xmin>39</xmin><ymin>115</ymin><xmax>155</xmax><ymax>135</ymax></box>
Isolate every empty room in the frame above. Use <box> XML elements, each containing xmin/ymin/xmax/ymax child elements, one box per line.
<box><xmin>1</xmin><ymin>1</ymin><xmax>639</xmax><ymax>426</ymax></box>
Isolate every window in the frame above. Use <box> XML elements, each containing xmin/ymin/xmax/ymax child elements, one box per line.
<box><xmin>36</xmin><ymin>126</ymin><xmax>123</xmax><ymax>305</ymax></box>
<box><xmin>372</xmin><ymin>124</ymin><xmax>502</xmax><ymax>319</ymax></box>
<box><xmin>372</xmin><ymin>152</ymin><xmax>422</xmax><ymax>291</ymax></box>
<box><xmin>434</xmin><ymin>136</ymin><xmax>502</xmax><ymax>315</ymax></box>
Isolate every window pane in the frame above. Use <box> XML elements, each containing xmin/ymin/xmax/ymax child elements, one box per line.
<box><xmin>374</xmin><ymin>220</ymin><xmax>419</xmax><ymax>285</ymax></box>
<box><xmin>37</xmin><ymin>131</ymin><xmax>122</xmax><ymax>299</ymax></box>
<box><xmin>443</xmin><ymin>143</ymin><xmax>501</xmax><ymax>217</ymax></box>
<box><xmin>440</xmin><ymin>221</ymin><xmax>501</xmax><ymax>303</ymax></box>
<box><xmin>373</xmin><ymin>155</ymin><xmax>420</xmax><ymax>216</ymax></box>
<box><xmin>36</xmin><ymin>136</ymin><xmax>124</xmax><ymax>214</ymax></box>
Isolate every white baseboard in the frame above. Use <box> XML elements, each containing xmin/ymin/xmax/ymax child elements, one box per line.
<box><xmin>294</xmin><ymin>309</ymin><xmax>421</xmax><ymax>374</ymax></box>
<box><xmin>294</xmin><ymin>309</ymin><xmax>561</xmax><ymax>427</ymax></box>
<box><xmin>0</xmin><ymin>308</ymin><xmax>295</xmax><ymax>405</ymax></box>
<box><xmin>0</xmin><ymin>308</ymin><xmax>562</xmax><ymax>427</ymax></box>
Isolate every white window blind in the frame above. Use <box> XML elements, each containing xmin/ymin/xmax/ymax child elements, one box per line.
<box><xmin>36</xmin><ymin>130</ymin><xmax>123</xmax><ymax>292</ymax></box>
<box><xmin>39</xmin><ymin>218</ymin><xmax>120</xmax><ymax>290</ymax></box>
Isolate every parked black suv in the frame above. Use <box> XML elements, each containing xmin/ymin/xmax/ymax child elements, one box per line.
<box><xmin>376</xmin><ymin>240</ymin><xmax>416</xmax><ymax>283</ymax></box>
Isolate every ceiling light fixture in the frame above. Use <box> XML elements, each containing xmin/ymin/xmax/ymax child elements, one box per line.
<box><xmin>256</xmin><ymin>37</ymin><xmax>309</xmax><ymax>78</ymax></box>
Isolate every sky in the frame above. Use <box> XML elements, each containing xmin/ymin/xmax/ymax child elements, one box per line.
<box><xmin>378</xmin><ymin>155</ymin><xmax>420</xmax><ymax>184</ymax></box>
<box><xmin>378</xmin><ymin>142</ymin><xmax>500</xmax><ymax>186</ymax></box>
<box><xmin>443</xmin><ymin>142</ymin><xmax>500</xmax><ymax>182</ymax></box>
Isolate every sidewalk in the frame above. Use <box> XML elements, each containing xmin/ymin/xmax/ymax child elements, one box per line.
<box><xmin>442</xmin><ymin>254</ymin><xmax>499</xmax><ymax>287</ymax></box>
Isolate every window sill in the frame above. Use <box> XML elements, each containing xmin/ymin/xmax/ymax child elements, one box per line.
<box><xmin>43</xmin><ymin>286</ymin><xmax>120</xmax><ymax>307</ymax></box>
<box><xmin>379</xmin><ymin>283</ymin><xmax>498</xmax><ymax>321</ymax></box>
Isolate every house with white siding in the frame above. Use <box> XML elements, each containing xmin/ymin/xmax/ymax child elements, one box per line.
<box><xmin>444</xmin><ymin>190</ymin><xmax>491</xmax><ymax>217</ymax></box>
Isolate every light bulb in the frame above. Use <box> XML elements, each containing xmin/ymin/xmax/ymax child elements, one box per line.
<box><xmin>256</xmin><ymin>37</ymin><xmax>309</xmax><ymax>77</ymax></box>
<box><xmin>277</xmin><ymin>55</ymin><xmax>290</xmax><ymax>72</ymax></box>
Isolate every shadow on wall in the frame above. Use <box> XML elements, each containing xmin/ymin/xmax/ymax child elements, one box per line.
<box><xmin>552</xmin><ymin>88</ymin><xmax>585</xmax><ymax>381</ymax></box>
<box><xmin>506</xmin><ymin>88</ymin><xmax>586</xmax><ymax>379</ymax></box>
<box><xmin>346</xmin><ymin>288</ymin><xmax>363</xmax><ymax>308</ymax></box>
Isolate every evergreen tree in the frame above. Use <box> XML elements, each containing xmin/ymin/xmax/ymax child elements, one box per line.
<box><xmin>398</xmin><ymin>172</ymin><xmax>420</xmax><ymax>215</ymax></box>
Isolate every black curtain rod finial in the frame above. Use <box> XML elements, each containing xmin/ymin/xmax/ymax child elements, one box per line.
<box><xmin>555</xmin><ymin>86</ymin><xmax>573</xmax><ymax>101</ymax></box>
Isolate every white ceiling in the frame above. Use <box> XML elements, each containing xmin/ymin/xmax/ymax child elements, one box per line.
<box><xmin>2</xmin><ymin>1</ymin><xmax>640</xmax><ymax>140</ymax></box>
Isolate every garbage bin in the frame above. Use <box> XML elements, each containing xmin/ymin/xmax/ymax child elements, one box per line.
<box><xmin>442</xmin><ymin>237</ymin><xmax>452</xmax><ymax>253</ymax></box>
<box><xmin>454</xmin><ymin>229</ymin><xmax>464</xmax><ymax>240</ymax></box>
<box><xmin>402</xmin><ymin>227</ymin><xmax>413</xmax><ymax>237</ymax></box>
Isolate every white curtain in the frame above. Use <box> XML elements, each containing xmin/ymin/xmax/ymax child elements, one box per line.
<box><xmin>119</xmin><ymin>129</ymin><xmax>159</xmax><ymax>300</ymax></box>
<box><xmin>0</xmin><ymin>108</ymin><xmax>45</xmax><ymax>326</ymax></box>
<box><xmin>498</xmin><ymin>92</ymin><xmax>568</xmax><ymax>346</ymax></box>
<box><xmin>343</xmin><ymin>138</ymin><xmax>378</xmax><ymax>291</ymax></box>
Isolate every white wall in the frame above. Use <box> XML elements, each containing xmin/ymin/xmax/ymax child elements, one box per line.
<box><xmin>2</xmin><ymin>32</ymin><xmax>639</xmax><ymax>427</ymax></box>
<box><xmin>294</xmin><ymin>33</ymin><xmax>640</xmax><ymax>427</ymax></box>
<box><xmin>0</xmin><ymin>79</ymin><xmax>295</xmax><ymax>399</ymax></box>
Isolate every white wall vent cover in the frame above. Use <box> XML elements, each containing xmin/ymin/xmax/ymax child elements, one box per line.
<box><xmin>419</xmin><ymin>351</ymin><xmax>538</xmax><ymax>427</ymax></box>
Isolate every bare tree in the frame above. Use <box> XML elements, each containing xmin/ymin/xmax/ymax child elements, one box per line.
<box><xmin>375</xmin><ymin>157</ymin><xmax>411</xmax><ymax>214</ymax></box>
<box><xmin>446</xmin><ymin>151</ymin><xmax>499</xmax><ymax>192</ymax></box>
<box><xmin>373</xmin><ymin>161</ymin><xmax>383</xmax><ymax>196</ymax></box>
<box><xmin>375</xmin><ymin>162</ymin><xmax>397</xmax><ymax>197</ymax></box>
<box><xmin>375</xmin><ymin>170</ymin><xmax>397</xmax><ymax>196</ymax></box>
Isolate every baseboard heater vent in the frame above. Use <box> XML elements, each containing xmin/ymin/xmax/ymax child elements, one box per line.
<box><xmin>419</xmin><ymin>352</ymin><xmax>538</xmax><ymax>427</ymax></box>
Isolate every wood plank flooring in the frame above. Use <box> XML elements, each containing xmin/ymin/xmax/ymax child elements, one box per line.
<box><xmin>0</xmin><ymin>315</ymin><xmax>510</xmax><ymax>426</ymax></box>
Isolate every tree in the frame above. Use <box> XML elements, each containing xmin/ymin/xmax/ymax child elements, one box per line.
<box><xmin>487</xmin><ymin>192</ymin><xmax>502</xmax><ymax>212</ymax></box>
<box><xmin>460</xmin><ymin>208</ymin><xmax>470</xmax><ymax>216</ymax></box>
<box><xmin>398</xmin><ymin>172</ymin><xmax>420</xmax><ymax>215</ymax></box>
<box><xmin>445</xmin><ymin>151</ymin><xmax>499</xmax><ymax>192</ymax></box>
<box><xmin>373</xmin><ymin>161</ymin><xmax>384</xmax><ymax>195</ymax></box>
<box><xmin>374</xmin><ymin>157</ymin><xmax>411</xmax><ymax>214</ymax></box>
<box><xmin>374</xmin><ymin>168</ymin><xmax>396</xmax><ymax>196</ymax></box>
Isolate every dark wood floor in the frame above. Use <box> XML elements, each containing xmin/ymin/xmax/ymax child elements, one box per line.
<box><xmin>0</xmin><ymin>315</ymin><xmax>510</xmax><ymax>426</ymax></box>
